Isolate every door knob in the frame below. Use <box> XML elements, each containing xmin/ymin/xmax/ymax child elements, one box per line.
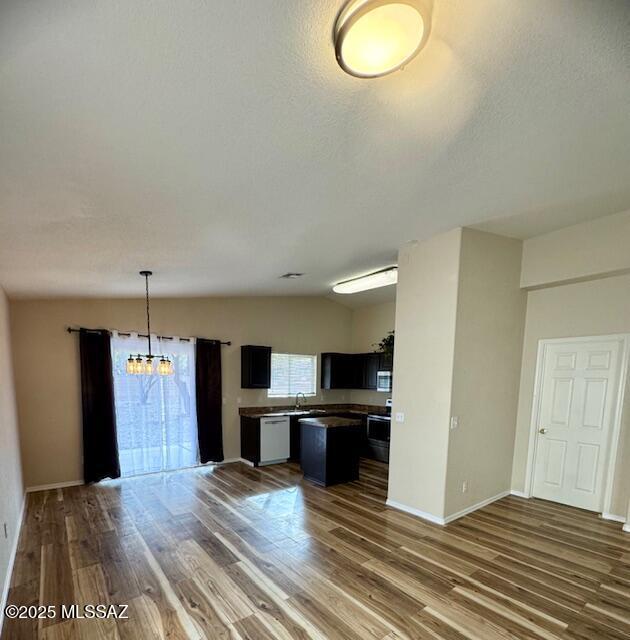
<box><xmin>539</xmin><ymin>428</ymin><xmax>548</xmax><ymax>434</ymax></box>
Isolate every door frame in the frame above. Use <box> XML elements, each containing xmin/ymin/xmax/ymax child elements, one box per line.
<box><xmin>523</xmin><ymin>333</ymin><xmax>630</xmax><ymax>516</ymax></box>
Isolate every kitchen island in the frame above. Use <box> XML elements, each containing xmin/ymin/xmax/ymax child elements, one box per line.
<box><xmin>299</xmin><ymin>416</ymin><xmax>362</xmax><ymax>486</ymax></box>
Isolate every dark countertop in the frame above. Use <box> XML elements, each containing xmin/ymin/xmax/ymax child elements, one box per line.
<box><xmin>298</xmin><ymin>416</ymin><xmax>362</xmax><ymax>429</ymax></box>
<box><xmin>240</xmin><ymin>403</ymin><xmax>389</xmax><ymax>419</ymax></box>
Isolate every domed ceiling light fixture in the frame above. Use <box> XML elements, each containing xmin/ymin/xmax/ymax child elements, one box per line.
<box><xmin>334</xmin><ymin>0</ymin><xmax>430</xmax><ymax>78</ymax></box>
<box><xmin>126</xmin><ymin>271</ymin><xmax>174</xmax><ymax>376</ymax></box>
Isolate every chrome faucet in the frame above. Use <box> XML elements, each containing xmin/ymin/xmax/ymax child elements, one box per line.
<box><xmin>295</xmin><ymin>392</ymin><xmax>307</xmax><ymax>410</ymax></box>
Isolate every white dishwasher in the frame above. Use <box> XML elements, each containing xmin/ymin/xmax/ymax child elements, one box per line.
<box><xmin>259</xmin><ymin>416</ymin><xmax>290</xmax><ymax>465</ymax></box>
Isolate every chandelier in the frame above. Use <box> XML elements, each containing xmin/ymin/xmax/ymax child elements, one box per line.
<box><xmin>126</xmin><ymin>271</ymin><xmax>174</xmax><ymax>376</ymax></box>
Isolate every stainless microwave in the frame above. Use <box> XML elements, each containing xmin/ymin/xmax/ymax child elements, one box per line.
<box><xmin>376</xmin><ymin>370</ymin><xmax>392</xmax><ymax>392</ymax></box>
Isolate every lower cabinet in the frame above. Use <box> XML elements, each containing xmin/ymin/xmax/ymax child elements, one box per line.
<box><xmin>300</xmin><ymin>421</ymin><xmax>362</xmax><ymax>487</ymax></box>
<box><xmin>290</xmin><ymin>415</ymin><xmax>302</xmax><ymax>461</ymax></box>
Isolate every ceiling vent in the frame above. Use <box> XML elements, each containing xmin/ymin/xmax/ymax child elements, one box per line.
<box><xmin>280</xmin><ymin>273</ymin><xmax>304</xmax><ymax>279</ymax></box>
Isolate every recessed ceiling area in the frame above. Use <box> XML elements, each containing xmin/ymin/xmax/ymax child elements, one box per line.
<box><xmin>1</xmin><ymin>1</ymin><xmax>629</xmax><ymax>300</ymax></box>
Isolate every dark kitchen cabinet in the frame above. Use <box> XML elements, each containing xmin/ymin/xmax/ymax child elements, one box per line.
<box><xmin>299</xmin><ymin>417</ymin><xmax>363</xmax><ymax>486</ymax></box>
<box><xmin>321</xmin><ymin>353</ymin><xmax>355</xmax><ymax>389</ymax></box>
<box><xmin>321</xmin><ymin>351</ymin><xmax>384</xmax><ymax>390</ymax></box>
<box><xmin>290</xmin><ymin>415</ymin><xmax>301</xmax><ymax>461</ymax></box>
<box><xmin>362</xmin><ymin>352</ymin><xmax>381</xmax><ymax>389</ymax></box>
<box><xmin>240</xmin><ymin>416</ymin><xmax>261</xmax><ymax>463</ymax></box>
<box><xmin>241</xmin><ymin>345</ymin><xmax>271</xmax><ymax>388</ymax></box>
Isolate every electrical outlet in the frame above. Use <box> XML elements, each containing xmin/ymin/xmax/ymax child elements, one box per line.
<box><xmin>450</xmin><ymin>416</ymin><xmax>459</xmax><ymax>430</ymax></box>
<box><xmin>395</xmin><ymin>412</ymin><xmax>405</xmax><ymax>423</ymax></box>
<box><xmin>462</xmin><ymin>481</ymin><xmax>468</xmax><ymax>493</ymax></box>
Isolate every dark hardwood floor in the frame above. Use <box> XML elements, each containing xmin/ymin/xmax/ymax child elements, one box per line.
<box><xmin>3</xmin><ymin>459</ymin><xmax>630</xmax><ymax>639</ymax></box>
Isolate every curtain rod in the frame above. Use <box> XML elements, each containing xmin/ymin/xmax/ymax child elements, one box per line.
<box><xmin>66</xmin><ymin>327</ymin><xmax>231</xmax><ymax>346</ymax></box>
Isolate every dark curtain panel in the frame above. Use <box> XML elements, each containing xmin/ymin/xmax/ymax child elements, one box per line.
<box><xmin>195</xmin><ymin>338</ymin><xmax>224</xmax><ymax>463</ymax></box>
<box><xmin>79</xmin><ymin>329</ymin><xmax>121</xmax><ymax>483</ymax></box>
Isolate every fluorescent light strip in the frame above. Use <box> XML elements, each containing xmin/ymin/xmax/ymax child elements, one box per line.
<box><xmin>333</xmin><ymin>267</ymin><xmax>398</xmax><ymax>294</ymax></box>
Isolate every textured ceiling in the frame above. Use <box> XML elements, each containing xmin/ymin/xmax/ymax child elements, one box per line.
<box><xmin>1</xmin><ymin>0</ymin><xmax>629</xmax><ymax>300</ymax></box>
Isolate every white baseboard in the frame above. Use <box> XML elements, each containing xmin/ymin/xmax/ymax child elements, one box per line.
<box><xmin>506</xmin><ymin>496</ymin><xmax>626</xmax><ymax>527</ymax></box>
<box><xmin>623</xmin><ymin>523</ymin><xmax>630</xmax><ymax>534</ymax></box>
<box><xmin>443</xmin><ymin>491</ymin><xmax>511</xmax><ymax>524</ymax></box>
<box><xmin>601</xmin><ymin>512</ymin><xmax>627</xmax><ymax>524</ymax></box>
<box><xmin>238</xmin><ymin>458</ymin><xmax>255</xmax><ymax>467</ymax></box>
<box><xmin>386</xmin><ymin>499</ymin><xmax>446</xmax><ymax>525</ymax></box>
<box><xmin>387</xmin><ymin>490</ymin><xmax>511</xmax><ymax>527</ymax></box>
<box><xmin>0</xmin><ymin>494</ymin><xmax>26</xmax><ymax>636</ymax></box>
<box><xmin>26</xmin><ymin>480</ymin><xmax>83</xmax><ymax>493</ymax></box>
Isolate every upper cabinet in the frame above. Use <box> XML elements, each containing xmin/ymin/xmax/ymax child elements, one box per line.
<box><xmin>321</xmin><ymin>352</ymin><xmax>390</xmax><ymax>390</ymax></box>
<box><xmin>241</xmin><ymin>345</ymin><xmax>272</xmax><ymax>388</ymax></box>
<box><xmin>363</xmin><ymin>352</ymin><xmax>381</xmax><ymax>389</ymax></box>
<box><xmin>321</xmin><ymin>353</ymin><xmax>353</xmax><ymax>389</ymax></box>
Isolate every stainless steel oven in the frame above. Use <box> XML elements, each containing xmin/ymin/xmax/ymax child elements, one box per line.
<box><xmin>366</xmin><ymin>414</ymin><xmax>391</xmax><ymax>463</ymax></box>
<box><xmin>376</xmin><ymin>370</ymin><xmax>392</xmax><ymax>392</ymax></box>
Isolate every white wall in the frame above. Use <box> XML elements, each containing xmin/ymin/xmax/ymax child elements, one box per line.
<box><xmin>521</xmin><ymin>208</ymin><xmax>630</xmax><ymax>288</ymax></box>
<box><xmin>446</xmin><ymin>229</ymin><xmax>525</xmax><ymax>516</ymax></box>
<box><xmin>389</xmin><ymin>230</ymin><xmax>461</xmax><ymax>519</ymax></box>
<box><xmin>390</xmin><ymin>229</ymin><xmax>526</xmax><ymax>521</ymax></box>
<box><xmin>0</xmin><ymin>287</ymin><xmax>23</xmax><ymax>626</ymax></box>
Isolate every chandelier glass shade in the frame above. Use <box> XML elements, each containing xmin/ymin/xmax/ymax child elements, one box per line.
<box><xmin>127</xmin><ymin>271</ymin><xmax>174</xmax><ymax>376</ymax></box>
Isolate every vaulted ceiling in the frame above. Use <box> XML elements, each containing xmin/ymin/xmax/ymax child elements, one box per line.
<box><xmin>1</xmin><ymin>0</ymin><xmax>629</xmax><ymax>300</ymax></box>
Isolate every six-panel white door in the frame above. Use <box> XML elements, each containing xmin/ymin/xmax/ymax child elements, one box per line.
<box><xmin>532</xmin><ymin>338</ymin><xmax>622</xmax><ymax>511</ymax></box>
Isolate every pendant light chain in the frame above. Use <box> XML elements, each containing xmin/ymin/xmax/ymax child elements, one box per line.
<box><xmin>145</xmin><ymin>271</ymin><xmax>152</xmax><ymax>357</ymax></box>
<box><xmin>125</xmin><ymin>271</ymin><xmax>174</xmax><ymax>376</ymax></box>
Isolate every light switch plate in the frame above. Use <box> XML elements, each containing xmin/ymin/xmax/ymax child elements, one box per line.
<box><xmin>450</xmin><ymin>416</ymin><xmax>459</xmax><ymax>430</ymax></box>
<box><xmin>395</xmin><ymin>412</ymin><xmax>405</xmax><ymax>423</ymax></box>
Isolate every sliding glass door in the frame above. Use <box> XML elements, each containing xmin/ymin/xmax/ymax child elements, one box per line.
<box><xmin>111</xmin><ymin>333</ymin><xmax>199</xmax><ymax>477</ymax></box>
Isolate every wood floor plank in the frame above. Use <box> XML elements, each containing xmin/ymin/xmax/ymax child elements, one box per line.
<box><xmin>39</xmin><ymin>542</ymin><xmax>74</xmax><ymax>629</ymax></box>
<box><xmin>1</xmin><ymin>580</ymin><xmax>39</xmax><ymax>640</ymax></box>
<box><xmin>3</xmin><ymin>459</ymin><xmax>630</xmax><ymax>640</ymax></box>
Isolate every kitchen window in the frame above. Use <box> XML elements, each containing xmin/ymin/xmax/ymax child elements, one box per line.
<box><xmin>268</xmin><ymin>353</ymin><xmax>317</xmax><ymax>398</ymax></box>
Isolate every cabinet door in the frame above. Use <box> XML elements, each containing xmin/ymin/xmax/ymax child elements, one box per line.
<box><xmin>348</xmin><ymin>354</ymin><xmax>364</xmax><ymax>389</ymax></box>
<box><xmin>289</xmin><ymin>416</ymin><xmax>301</xmax><ymax>461</ymax></box>
<box><xmin>363</xmin><ymin>353</ymin><xmax>380</xmax><ymax>389</ymax></box>
<box><xmin>321</xmin><ymin>353</ymin><xmax>350</xmax><ymax>389</ymax></box>
<box><xmin>320</xmin><ymin>353</ymin><xmax>333</xmax><ymax>389</ymax></box>
<box><xmin>336</xmin><ymin>354</ymin><xmax>354</xmax><ymax>388</ymax></box>
<box><xmin>241</xmin><ymin>345</ymin><xmax>271</xmax><ymax>388</ymax></box>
